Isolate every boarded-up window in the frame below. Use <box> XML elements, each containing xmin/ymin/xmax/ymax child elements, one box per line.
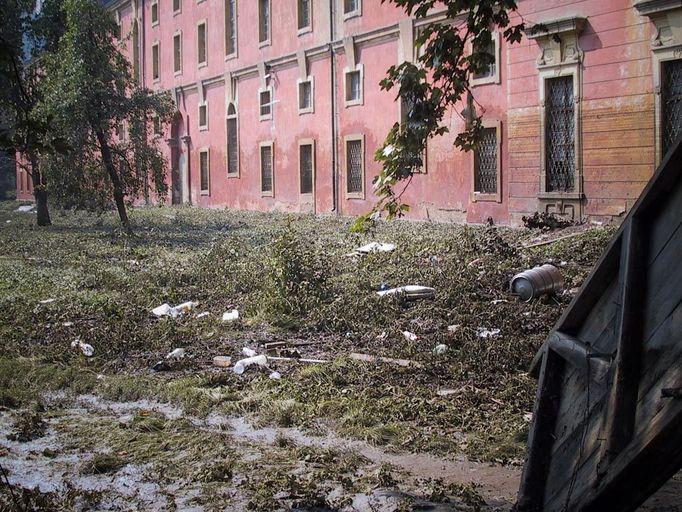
<box><xmin>260</xmin><ymin>143</ymin><xmax>273</xmax><ymax>194</ymax></box>
<box><xmin>298</xmin><ymin>0</ymin><xmax>311</xmax><ymax>30</ymax></box>
<box><xmin>151</xmin><ymin>0</ymin><xmax>159</xmax><ymax>24</ymax></box>
<box><xmin>346</xmin><ymin>70</ymin><xmax>361</xmax><ymax>102</ymax></box>
<box><xmin>152</xmin><ymin>42</ymin><xmax>159</xmax><ymax>81</ymax></box>
<box><xmin>197</xmin><ymin>22</ymin><xmax>207</xmax><ymax>65</ymax></box>
<box><xmin>346</xmin><ymin>137</ymin><xmax>363</xmax><ymax>195</ymax></box>
<box><xmin>299</xmin><ymin>80</ymin><xmax>312</xmax><ymax>112</ymax></box>
<box><xmin>226</xmin><ymin>104</ymin><xmax>239</xmax><ymax>176</ymax></box>
<box><xmin>662</xmin><ymin>59</ymin><xmax>682</xmax><ymax>156</ymax></box>
<box><xmin>199</xmin><ymin>103</ymin><xmax>208</xmax><ymax>130</ymax></box>
<box><xmin>545</xmin><ymin>76</ymin><xmax>574</xmax><ymax>193</ymax></box>
<box><xmin>173</xmin><ymin>33</ymin><xmax>182</xmax><ymax>73</ymax></box>
<box><xmin>258</xmin><ymin>0</ymin><xmax>270</xmax><ymax>44</ymax></box>
<box><xmin>300</xmin><ymin>143</ymin><xmax>314</xmax><ymax>194</ymax></box>
<box><xmin>225</xmin><ymin>0</ymin><xmax>237</xmax><ymax>56</ymax></box>
<box><xmin>200</xmin><ymin>150</ymin><xmax>210</xmax><ymax>194</ymax></box>
<box><xmin>344</xmin><ymin>0</ymin><xmax>359</xmax><ymax>15</ymax></box>
<box><xmin>173</xmin><ymin>0</ymin><xmax>181</xmax><ymax>13</ymax></box>
<box><xmin>259</xmin><ymin>89</ymin><xmax>272</xmax><ymax>119</ymax></box>
<box><xmin>474</xmin><ymin>127</ymin><xmax>498</xmax><ymax>194</ymax></box>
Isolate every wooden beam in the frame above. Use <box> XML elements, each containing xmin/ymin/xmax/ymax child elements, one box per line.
<box><xmin>548</xmin><ymin>331</ymin><xmax>612</xmax><ymax>383</ymax></box>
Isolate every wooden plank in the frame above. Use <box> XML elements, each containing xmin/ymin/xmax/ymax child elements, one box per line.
<box><xmin>548</xmin><ymin>332</ymin><xmax>611</xmax><ymax>383</ymax></box>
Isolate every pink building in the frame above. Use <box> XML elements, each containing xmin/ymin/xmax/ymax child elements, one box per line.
<box><xmin>16</xmin><ymin>0</ymin><xmax>682</xmax><ymax>225</ymax></box>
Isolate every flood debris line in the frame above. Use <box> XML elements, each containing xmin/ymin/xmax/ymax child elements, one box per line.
<box><xmin>350</xmin><ymin>352</ymin><xmax>423</xmax><ymax>368</ymax></box>
<box><xmin>510</xmin><ymin>264</ymin><xmax>564</xmax><ymax>302</ymax></box>
<box><xmin>377</xmin><ymin>285</ymin><xmax>436</xmax><ymax>300</ymax></box>
<box><xmin>70</xmin><ymin>338</ymin><xmax>94</xmax><ymax>357</ymax></box>
<box><xmin>151</xmin><ymin>301</ymin><xmax>198</xmax><ymax>318</ymax></box>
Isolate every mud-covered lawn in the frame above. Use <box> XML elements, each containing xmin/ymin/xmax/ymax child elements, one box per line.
<box><xmin>0</xmin><ymin>202</ymin><xmax>617</xmax><ymax>510</ymax></box>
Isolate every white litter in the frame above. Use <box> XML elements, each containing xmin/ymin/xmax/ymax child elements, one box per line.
<box><xmin>5</xmin><ymin>220</ymin><xmax>10</xmax><ymax>224</ymax></box>
<box><xmin>222</xmin><ymin>309</ymin><xmax>240</xmax><ymax>322</ymax></box>
<box><xmin>447</xmin><ymin>324</ymin><xmax>461</xmax><ymax>333</ymax></box>
<box><xmin>70</xmin><ymin>338</ymin><xmax>94</xmax><ymax>357</ymax></box>
<box><xmin>232</xmin><ymin>355</ymin><xmax>268</xmax><ymax>375</ymax></box>
<box><xmin>491</xmin><ymin>299</ymin><xmax>509</xmax><ymax>305</ymax></box>
<box><xmin>166</xmin><ymin>348</ymin><xmax>185</xmax><ymax>359</ymax></box>
<box><xmin>196</xmin><ymin>311</ymin><xmax>210</xmax><ymax>318</ymax></box>
<box><xmin>403</xmin><ymin>331</ymin><xmax>418</xmax><ymax>342</ymax></box>
<box><xmin>62</xmin><ymin>322</ymin><xmax>74</xmax><ymax>327</ymax></box>
<box><xmin>152</xmin><ymin>301</ymin><xmax>198</xmax><ymax>318</ymax></box>
<box><xmin>377</xmin><ymin>285</ymin><xmax>435</xmax><ymax>300</ymax></box>
<box><xmin>523</xmin><ymin>412</ymin><xmax>533</xmax><ymax>423</ymax></box>
<box><xmin>242</xmin><ymin>347</ymin><xmax>258</xmax><ymax>357</ymax></box>
<box><xmin>15</xmin><ymin>205</ymin><xmax>35</xmax><ymax>213</ymax></box>
<box><xmin>39</xmin><ymin>298</ymin><xmax>56</xmax><ymax>304</ymax></box>
<box><xmin>433</xmin><ymin>344</ymin><xmax>448</xmax><ymax>355</ymax></box>
<box><xmin>477</xmin><ymin>327</ymin><xmax>501</xmax><ymax>339</ymax></box>
<box><xmin>269</xmin><ymin>371</ymin><xmax>282</xmax><ymax>380</ymax></box>
<box><xmin>355</xmin><ymin>242</ymin><xmax>396</xmax><ymax>254</ymax></box>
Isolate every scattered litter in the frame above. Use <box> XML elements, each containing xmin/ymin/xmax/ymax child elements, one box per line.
<box><xmin>152</xmin><ymin>301</ymin><xmax>198</xmax><ymax>318</ymax></box>
<box><xmin>242</xmin><ymin>347</ymin><xmax>258</xmax><ymax>357</ymax></box>
<box><xmin>491</xmin><ymin>299</ymin><xmax>509</xmax><ymax>305</ymax></box>
<box><xmin>196</xmin><ymin>311</ymin><xmax>210</xmax><ymax>318</ymax></box>
<box><xmin>477</xmin><ymin>327</ymin><xmax>501</xmax><ymax>338</ymax></box>
<box><xmin>350</xmin><ymin>352</ymin><xmax>423</xmax><ymax>368</ymax></box>
<box><xmin>447</xmin><ymin>324</ymin><xmax>461</xmax><ymax>333</ymax></box>
<box><xmin>354</xmin><ymin>242</ymin><xmax>396</xmax><ymax>255</ymax></box>
<box><xmin>402</xmin><ymin>331</ymin><xmax>418</xmax><ymax>342</ymax></box>
<box><xmin>213</xmin><ymin>356</ymin><xmax>232</xmax><ymax>367</ymax></box>
<box><xmin>62</xmin><ymin>322</ymin><xmax>73</xmax><ymax>327</ymax></box>
<box><xmin>376</xmin><ymin>331</ymin><xmax>388</xmax><ymax>340</ymax></box>
<box><xmin>5</xmin><ymin>220</ymin><xmax>10</xmax><ymax>224</ymax></box>
<box><xmin>222</xmin><ymin>309</ymin><xmax>239</xmax><ymax>322</ymax></box>
<box><xmin>377</xmin><ymin>285</ymin><xmax>435</xmax><ymax>300</ymax></box>
<box><xmin>437</xmin><ymin>389</ymin><xmax>458</xmax><ymax>397</ymax></box>
<box><xmin>433</xmin><ymin>344</ymin><xmax>448</xmax><ymax>355</ymax></box>
<box><xmin>39</xmin><ymin>298</ymin><xmax>56</xmax><ymax>304</ymax></box>
<box><xmin>233</xmin><ymin>355</ymin><xmax>268</xmax><ymax>375</ymax></box>
<box><xmin>70</xmin><ymin>338</ymin><xmax>94</xmax><ymax>357</ymax></box>
<box><xmin>96</xmin><ymin>374</ymin><xmax>105</xmax><ymax>380</ymax></box>
<box><xmin>567</xmin><ymin>287</ymin><xmax>581</xmax><ymax>296</ymax></box>
<box><xmin>15</xmin><ymin>205</ymin><xmax>35</xmax><ymax>213</ymax></box>
<box><xmin>511</xmin><ymin>264</ymin><xmax>564</xmax><ymax>302</ymax></box>
<box><xmin>523</xmin><ymin>412</ymin><xmax>533</xmax><ymax>423</ymax></box>
<box><xmin>268</xmin><ymin>356</ymin><xmax>329</xmax><ymax>364</ymax></box>
<box><xmin>269</xmin><ymin>371</ymin><xmax>282</xmax><ymax>380</ymax></box>
<box><xmin>166</xmin><ymin>348</ymin><xmax>185</xmax><ymax>360</ymax></box>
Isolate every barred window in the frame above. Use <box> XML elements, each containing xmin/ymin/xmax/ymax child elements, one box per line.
<box><xmin>300</xmin><ymin>143</ymin><xmax>314</xmax><ymax>194</ymax></box>
<box><xmin>474</xmin><ymin>127</ymin><xmax>498</xmax><ymax>194</ymax></box>
<box><xmin>545</xmin><ymin>76</ymin><xmax>575</xmax><ymax>193</ymax></box>
<box><xmin>173</xmin><ymin>32</ymin><xmax>182</xmax><ymax>73</ymax></box>
<box><xmin>299</xmin><ymin>80</ymin><xmax>312</xmax><ymax>112</ymax></box>
<box><xmin>200</xmin><ymin>149</ymin><xmax>210</xmax><ymax>194</ymax></box>
<box><xmin>259</xmin><ymin>0</ymin><xmax>270</xmax><ymax>44</ymax></box>
<box><xmin>225</xmin><ymin>0</ymin><xmax>237</xmax><ymax>56</ymax></box>
<box><xmin>662</xmin><ymin>59</ymin><xmax>682</xmax><ymax>156</ymax></box>
<box><xmin>346</xmin><ymin>137</ymin><xmax>364</xmax><ymax>196</ymax></box>
<box><xmin>298</xmin><ymin>0</ymin><xmax>311</xmax><ymax>30</ymax></box>
<box><xmin>260</xmin><ymin>143</ymin><xmax>273</xmax><ymax>194</ymax></box>
<box><xmin>226</xmin><ymin>104</ymin><xmax>239</xmax><ymax>176</ymax></box>
<box><xmin>197</xmin><ymin>21</ymin><xmax>207</xmax><ymax>65</ymax></box>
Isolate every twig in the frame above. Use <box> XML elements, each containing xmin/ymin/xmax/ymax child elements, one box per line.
<box><xmin>522</xmin><ymin>231</ymin><xmax>584</xmax><ymax>249</ymax></box>
<box><xmin>350</xmin><ymin>352</ymin><xmax>423</xmax><ymax>369</ymax></box>
<box><xmin>267</xmin><ymin>356</ymin><xmax>329</xmax><ymax>364</ymax></box>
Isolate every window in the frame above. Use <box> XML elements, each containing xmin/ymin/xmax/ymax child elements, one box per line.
<box><xmin>471</xmin><ymin>33</ymin><xmax>500</xmax><ymax>85</ymax></box>
<box><xmin>198</xmin><ymin>102</ymin><xmax>208</xmax><ymax>130</ymax></box>
<box><xmin>399</xmin><ymin>96</ymin><xmax>426</xmax><ymax>173</ymax></box>
<box><xmin>197</xmin><ymin>21</ymin><xmax>207</xmax><ymax>66</ymax></box>
<box><xmin>297</xmin><ymin>0</ymin><xmax>311</xmax><ymax>32</ymax></box>
<box><xmin>151</xmin><ymin>0</ymin><xmax>159</xmax><ymax>25</ymax></box>
<box><xmin>132</xmin><ymin>21</ymin><xmax>140</xmax><ymax>84</ymax></box>
<box><xmin>344</xmin><ymin>0</ymin><xmax>361</xmax><ymax>18</ymax></box>
<box><xmin>260</xmin><ymin>142</ymin><xmax>274</xmax><ymax>196</ymax></box>
<box><xmin>115</xmin><ymin>122</ymin><xmax>125</xmax><ymax>140</ymax></box>
<box><xmin>662</xmin><ymin>59</ymin><xmax>682</xmax><ymax>157</ymax></box>
<box><xmin>173</xmin><ymin>0</ymin><xmax>181</xmax><ymax>14</ymax></box>
<box><xmin>258</xmin><ymin>0</ymin><xmax>270</xmax><ymax>46</ymax></box>
<box><xmin>225</xmin><ymin>0</ymin><xmax>237</xmax><ymax>57</ymax></box>
<box><xmin>152</xmin><ymin>41</ymin><xmax>160</xmax><ymax>82</ymax></box>
<box><xmin>259</xmin><ymin>87</ymin><xmax>272</xmax><ymax>120</ymax></box>
<box><xmin>153</xmin><ymin>116</ymin><xmax>162</xmax><ymax>137</ymax></box>
<box><xmin>344</xmin><ymin>66</ymin><xmax>363</xmax><ymax>106</ymax></box>
<box><xmin>545</xmin><ymin>76</ymin><xmax>575</xmax><ymax>193</ymax></box>
<box><xmin>299</xmin><ymin>141</ymin><xmax>314</xmax><ymax>194</ymax></box>
<box><xmin>173</xmin><ymin>32</ymin><xmax>182</xmax><ymax>74</ymax></box>
<box><xmin>345</xmin><ymin>135</ymin><xmax>364</xmax><ymax>198</ymax></box>
<box><xmin>114</xmin><ymin>11</ymin><xmax>122</xmax><ymax>39</ymax></box>
<box><xmin>199</xmin><ymin>149</ymin><xmax>210</xmax><ymax>195</ymax></box>
<box><xmin>472</xmin><ymin>122</ymin><xmax>502</xmax><ymax>202</ymax></box>
<box><xmin>226</xmin><ymin>103</ymin><xmax>239</xmax><ymax>176</ymax></box>
<box><xmin>298</xmin><ymin>78</ymin><xmax>313</xmax><ymax>114</ymax></box>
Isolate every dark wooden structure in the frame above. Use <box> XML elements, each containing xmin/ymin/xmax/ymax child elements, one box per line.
<box><xmin>517</xmin><ymin>136</ymin><xmax>682</xmax><ymax>511</ymax></box>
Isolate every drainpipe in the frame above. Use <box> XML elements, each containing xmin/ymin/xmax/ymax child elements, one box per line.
<box><xmin>329</xmin><ymin>0</ymin><xmax>339</xmax><ymax>214</ymax></box>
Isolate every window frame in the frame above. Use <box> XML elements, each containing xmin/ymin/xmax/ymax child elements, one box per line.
<box><xmin>653</xmin><ymin>50</ymin><xmax>682</xmax><ymax>165</ymax></box>
<box><xmin>343</xmin><ymin>64</ymin><xmax>364</xmax><ymax>107</ymax></box>
<box><xmin>297</xmin><ymin>76</ymin><xmax>314</xmax><ymax>115</ymax></box>
<box><xmin>198</xmin><ymin>101</ymin><xmax>208</xmax><ymax>131</ymax></box>
<box><xmin>173</xmin><ymin>30</ymin><xmax>182</xmax><ymax>75</ymax></box>
<box><xmin>151</xmin><ymin>0</ymin><xmax>159</xmax><ymax>26</ymax></box>
<box><xmin>470</xmin><ymin>119</ymin><xmax>502</xmax><ymax>203</ymax></box>
<box><xmin>258</xmin><ymin>0</ymin><xmax>271</xmax><ymax>48</ymax></box>
<box><xmin>199</xmin><ymin>148</ymin><xmax>210</xmax><ymax>196</ymax></box>
<box><xmin>151</xmin><ymin>40</ymin><xmax>160</xmax><ymax>83</ymax></box>
<box><xmin>226</xmin><ymin>102</ymin><xmax>240</xmax><ymax>178</ymax></box>
<box><xmin>152</xmin><ymin>116</ymin><xmax>162</xmax><ymax>138</ymax></box>
<box><xmin>258</xmin><ymin>86</ymin><xmax>273</xmax><ymax>121</ymax></box>
<box><xmin>297</xmin><ymin>0</ymin><xmax>312</xmax><ymax>35</ymax></box>
<box><xmin>197</xmin><ymin>19</ymin><xmax>208</xmax><ymax>68</ymax></box>
<box><xmin>471</xmin><ymin>31</ymin><xmax>501</xmax><ymax>87</ymax></box>
<box><xmin>259</xmin><ymin>141</ymin><xmax>275</xmax><ymax>197</ymax></box>
<box><xmin>398</xmin><ymin>95</ymin><xmax>427</xmax><ymax>173</ymax></box>
<box><xmin>298</xmin><ymin>139</ymin><xmax>315</xmax><ymax>195</ymax></box>
<box><xmin>225</xmin><ymin>0</ymin><xmax>238</xmax><ymax>59</ymax></box>
<box><xmin>173</xmin><ymin>0</ymin><xmax>181</xmax><ymax>16</ymax></box>
<box><xmin>343</xmin><ymin>0</ymin><xmax>361</xmax><ymax>20</ymax></box>
<box><xmin>344</xmin><ymin>134</ymin><xmax>365</xmax><ymax>200</ymax></box>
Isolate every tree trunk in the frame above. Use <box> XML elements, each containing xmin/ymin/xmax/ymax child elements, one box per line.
<box><xmin>29</xmin><ymin>153</ymin><xmax>51</xmax><ymax>226</ymax></box>
<box><xmin>95</xmin><ymin>128</ymin><xmax>131</xmax><ymax>232</ymax></box>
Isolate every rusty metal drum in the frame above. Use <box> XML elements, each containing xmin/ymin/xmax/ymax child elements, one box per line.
<box><xmin>510</xmin><ymin>264</ymin><xmax>564</xmax><ymax>302</ymax></box>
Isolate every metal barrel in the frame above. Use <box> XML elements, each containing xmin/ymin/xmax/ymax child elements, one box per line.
<box><xmin>510</xmin><ymin>264</ymin><xmax>564</xmax><ymax>302</ymax></box>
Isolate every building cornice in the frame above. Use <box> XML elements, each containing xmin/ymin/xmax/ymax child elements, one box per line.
<box><xmin>634</xmin><ymin>0</ymin><xmax>682</xmax><ymax>16</ymax></box>
<box><xmin>526</xmin><ymin>16</ymin><xmax>587</xmax><ymax>39</ymax></box>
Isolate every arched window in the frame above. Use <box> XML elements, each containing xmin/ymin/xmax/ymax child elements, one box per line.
<box><xmin>226</xmin><ymin>103</ymin><xmax>239</xmax><ymax>176</ymax></box>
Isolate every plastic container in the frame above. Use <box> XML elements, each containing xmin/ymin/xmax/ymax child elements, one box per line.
<box><xmin>232</xmin><ymin>355</ymin><xmax>267</xmax><ymax>375</ymax></box>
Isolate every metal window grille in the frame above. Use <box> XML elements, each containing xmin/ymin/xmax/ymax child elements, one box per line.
<box><xmin>347</xmin><ymin>71</ymin><xmax>361</xmax><ymax>102</ymax></box>
<box><xmin>200</xmin><ymin>152</ymin><xmax>209</xmax><ymax>192</ymax></box>
<box><xmin>545</xmin><ymin>76</ymin><xmax>575</xmax><ymax>192</ymax></box>
<box><xmin>173</xmin><ymin>34</ymin><xmax>181</xmax><ymax>72</ymax></box>
<box><xmin>474</xmin><ymin>127</ymin><xmax>497</xmax><ymax>194</ymax></box>
<box><xmin>260</xmin><ymin>90</ymin><xmax>271</xmax><ymax>117</ymax></box>
<box><xmin>300</xmin><ymin>144</ymin><xmax>313</xmax><ymax>194</ymax></box>
<box><xmin>299</xmin><ymin>81</ymin><xmax>312</xmax><ymax>110</ymax></box>
<box><xmin>227</xmin><ymin>114</ymin><xmax>238</xmax><ymax>175</ymax></box>
<box><xmin>344</xmin><ymin>0</ymin><xmax>358</xmax><ymax>14</ymax></box>
<box><xmin>198</xmin><ymin>23</ymin><xmax>207</xmax><ymax>63</ymax></box>
<box><xmin>662</xmin><ymin>59</ymin><xmax>682</xmax><ymax>156</ymax></box>
<box><xmin>347</xmin><ymin>139</ymin><xmax>363</xmax><ymax>194</ymax></box>
<box><xmin>225</xmin><ymin>0</ymin><xmax>236</xmax><ymax>55</ymax></box>
<box><xmin>261</xmin><ymin>145</ymin><xmax>273</xmax><ymax>192</ymax></box>
<box><xmin>259</xmin><ymin>0</ymin><xmax>269</xmax><ymax>43</ymax></box>
<box><xmin>298</xmin><ymin>0</ymin><xmax>310</xmax><ymax>29</ymax></box>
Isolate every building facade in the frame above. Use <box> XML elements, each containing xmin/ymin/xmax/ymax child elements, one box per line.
<box><xmin>16</xmin><ymin>0</ymin><xmax>682</xmax><ymax>225</ymax></box>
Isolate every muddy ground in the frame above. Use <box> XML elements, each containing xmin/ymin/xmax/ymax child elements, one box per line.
<box><xmin>0</xmin><ymin>202</ymin><xmax>677</xmax><ymax>511</ymax></box>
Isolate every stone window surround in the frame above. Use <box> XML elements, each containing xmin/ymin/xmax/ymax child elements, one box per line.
<box><xmin>297</xmin><ymin>0</ymin><xmax>313</xmax><ymax>36</ymax></box>
<box><xmin>344</xmin><ymin>133</ymin><xmax>365</xmax><ymax>200</ymax></box>
<box><xmin>197</xmin><ymin>19</ymin><xmax>208</xmax><ymax>68</ymax></box>
<box><xmin>258</xmin><ymin>85</ymin><xmax>274</xmax><ymax>121</ymax></box>
<box><xmin>297</xmin><ymin>76</ymin><xmax>314</xmax><ymax>114</ymax></box>
<box><xmin>151</xmin><ymin>0</ymin><xmax>159</xmax><ymax>26</ymax></box>
<box><xmin>258</xmin><ymin>0</ymin><xmax>271</xmax><ymax>48</ymax></box>
<box><xmin>343</xmin><ymin>0</ymin><xmax>361</xmax><ymax>21</ymax></box>
<box><xmin>298</xmin><ymin>138</ymin><xmax>316</xmax><ymax>195</ymax></box>
<box><xmin>173</xmin><ymin>0</ymin><xmax>181</xmax><ymax>16</ymax></box>
<box><xmin>259</xmin><ymin>140</ymin><xmax>275</xmax><ymax>197</ymax></box>
<box><xmin>470</xmin><ymin>119</ymin><xmax>502</xmax><ymax>203</ymax></box>
<box><xmin>226</xmin><ymin>101</ymin><xmax>240</xmax><ymax>178</ymax></box>
<box><xmin>151</xmin><ymin>40</ymin><xmax>160</xmax><ymax>83</ymax></box>
<box><xmin>199</xmin><ymin>147</ymin><xmax>210</xmax><ymax>196</ymax></box>
<box><xmin>471</xmin><ymin>31</ymin><xmax>501</xmax><ymax>87</ymax></box>
<box><xmin>173</xmin><ymin>30</ymin><xmax>182</xmax><ymax>76</ymax></box>
<box><xmin>225</xmin><ymin>0</ymin><xmax>238</xmax><ymax>60</ymax></box>
<box><xmin>343</xmin><ymin>65</ymin><xmax>364</xmax><ymax>107</ymax></box>
<box><xmin>198</xmin><ymin>101</ymin><xmax>208</xmax><ymax>131</ymax></box>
